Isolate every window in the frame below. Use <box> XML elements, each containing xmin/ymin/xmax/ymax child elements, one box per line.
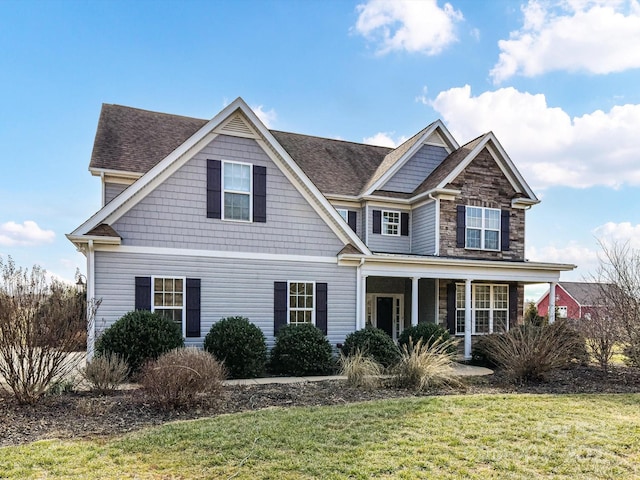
<box><xmin>152</xmin><ymin>277</ymin><xmax>185</xmax><ymax>334</ymax></box>
<box><xmin>466</xmin><ymin>206</ymin><xmax>500</xmax><ymax>250</ymax></box>
<box><xmin>223</xmin><ymin>161</ymin><xmax>252</xmax><ymax>221</ymax></box>
<box><xmin>336</xmin><ymin>208</ymin><xmax>348</xmax><ymax>222</ymax></box>
<box><xmin>557</xmin><ymin>306</ymin><xmax>568</xmax><ymax>318</ymax></box>
<box><xmin>455</xmin><ymin>284</ymin><xmax>509</xmax><ymax>335</ymax></box>
<box><xmin>382</xmin><ymin>211</ymin><xmax>399</xmax><ymax>236</ymax></box>
<box><xmin>289</xmin><ymin>281</ymin><xmax>314</xmax><ymax>325</ymax></box>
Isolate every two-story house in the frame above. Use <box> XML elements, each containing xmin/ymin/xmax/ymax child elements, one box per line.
<box><xmin>67</xmin><ymin>97</ymin><xmax>574</xmax><ymax>360</ymax></box>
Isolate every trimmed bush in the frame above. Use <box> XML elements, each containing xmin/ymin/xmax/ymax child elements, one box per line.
<box><xmin>269</xmin><ymin>324</ymin><xmax>334</xmax><ymax>376</ymax></box>
<box><xmin>204</xmin><ymin>316</ymin><xmax>267</xmax><ymax>379</ymax></box>
<box><xmin>140</xmin><ymin>347</ymin><xmax>225</xmax><ymax>410</ymax></box>
<box><xmin>95</xmin><ymin>310</ymin><xmax>184</xmax><ymax>374</ymax></box>
<box><xmin>82</xmin><ymin>353</ymin><xmax>129</xmax><ymax>393</ymax></box>
<box><xmin>398</xmin><ymin>323</ymin><xmax>457</xmax><ymax>355</ymax></box>
<box><xmin>341</xmin><ymin>327</ymin><xmax>400</xmax><ymax>368</ymax></box>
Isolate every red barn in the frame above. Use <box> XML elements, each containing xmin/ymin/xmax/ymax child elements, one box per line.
<box><xmin>536</xmin><ymin>282</ymin><xmax>607</xmax><ymax>320</ymax></box>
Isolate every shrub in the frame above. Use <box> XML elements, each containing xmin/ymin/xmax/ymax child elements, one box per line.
<box><xmin>269</xmin><ymin>324</ymin><xmax>334</xmax><ymax>376</ymax></box>
<box><xmin>471</xmin><ymin>334</ymin><xmax>500</xmax><ymax>368</ymax></box>
<box><xmin>140</xmin><ymin>347</ymin><xmax>226</xmax><ymax>410</ymax></box>
<box><xmin>95</xmin><ymin>310</ymin><xmax>184</xmax><ymax>374</ymax></box>
<box><xmin>204</xmin><ymin>316</ymin><xmax>267</xmax><ymax>379</ymax></box>
<box><xmin>82</xmin><ymin>353</ymin><xmax>129</xmax><ymax>393</ymax></box>
<box><xmin>339</xmin><ymin>348</ymin><xmax>383</xmax><ymax>389</ymax></box>
<box><xmin>480</xmin><ymin>320</ymin><xmax>584</xmax><ymax>383</ymax></box>
<box><xmin>398</xmin><ymin>323</ymin><xmax>457</xmax><ymax>355</ymax></box>
<box><xmin>341</xmin><ymin>327</ymin><xmax>400</xmax><ymax>368</ymax></box>
<box><xmin>392</xmin><ymin>337</ymin><xmax>459</xmax><ymax>391</ymax></box>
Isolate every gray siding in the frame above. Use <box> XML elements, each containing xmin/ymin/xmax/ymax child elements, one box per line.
<box><xmin>104</xmin><ymin>182</ymin><xmax>128</xmax><ymax>205</ymax></box>
<box><xmin>94</xmin><ymin>250</ymin><xmax>357</xmax><ymax>348</ymax></box>
<box><xmin>366</xmin><ymin>207</ymin><xmax>411</xmax><ymax>254</ymax></box>
<box><xmin>330</xmin><ymin>204</ymin><xmax>362</xmax><ymax>239</ymax></box>
<box><xmin>411</xmin><ymin>201</ymin><xmax>437</xmax><ymax>255</ymax></box>
<box><xmin>381</xmin><ymin>145</ymin><xmax>448</xmax><ymax>193</ymax></box>
<box><xmin>112</xmin><ymin>135</ymin><xmax>344</xmax><ymax>257</ymax></box>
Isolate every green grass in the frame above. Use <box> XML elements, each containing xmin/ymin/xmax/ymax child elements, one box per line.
<box><xmin>2</xmin><ymin>394</ymin><xmax>640</xmax><ymax>479</ymax></box>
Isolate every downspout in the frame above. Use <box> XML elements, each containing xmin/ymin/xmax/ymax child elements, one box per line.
<box><xmin>356</xmin><ymin>257</ymin><xmax>365</xmax><ymax>330</ymax></box>
<box><xmin>428</xmin><ymin>193</ymin><xmax>440</xmax><ymax>256</ymax></box>
<box><xmin>86</xmin><ymin>240</ymin><xmax>96</xmax><ymax>360</ymax></box>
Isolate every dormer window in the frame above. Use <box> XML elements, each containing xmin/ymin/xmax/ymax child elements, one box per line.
<box><xmin>382</xmin><ymin>211</ymin><xmax>400</xmax><ymax>236</ymax></box>
<box><xmin>465</xmin><ymin>206</ymin><xmax>500</xmax><ymax>250</ymax></box>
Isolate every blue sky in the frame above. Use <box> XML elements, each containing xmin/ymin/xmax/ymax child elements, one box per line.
<box><xmin>1</xmin><ymin>0</ymin><xmax>639</xmax><ymax>301</ymax></box>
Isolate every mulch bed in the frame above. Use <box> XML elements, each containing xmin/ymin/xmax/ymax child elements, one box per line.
<box><xmin>2</xmin><ymin>364</ymin><xmax>640</xmax><ymax>448</ymax></box>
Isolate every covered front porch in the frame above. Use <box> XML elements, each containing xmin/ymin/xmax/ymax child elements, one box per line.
<box><xmin>344</xmin><ymin>253</ymin><xmax>575</xmax><ymax>360</ymax></box>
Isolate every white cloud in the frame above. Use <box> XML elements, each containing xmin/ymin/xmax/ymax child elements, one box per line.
<box><xmin>353</xmin><ymin>0</ymin><xmax>463</xmax><ymax>55</ymax></box>
<box><xmin>363</xmin><ymin>132</ymin><xmax>408</xmax><ymax>147</ymax></box>
<box><xmin>0</xmin><ymin>221</ymin><xmax>55</xmax><ymax>247</ymax></box>
<box><xmin>491</xmin><ymin>0</ymin><xmax>640</xmax><ymax>83</ymax></box>
<box><xmin>429</xmin><ymin>85</ymin><xmax>640</xmax><ymax>189</ymax></box>
<box><xmin>593</xmin><ymin>221</ymin><xmax>640</xmax><ymax>248</ymax></box>
<box><xmin>252</xmin><ymin>105</ymin><xmax>277</xmax><ymax>128</ymax></box>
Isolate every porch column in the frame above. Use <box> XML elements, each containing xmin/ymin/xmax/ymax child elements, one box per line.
<box><xmin>464</xmin><ymin>279</ymin><xmax>472</xmax><ymax>360</ymax></box>
<box><xmin>358</xmin><ymin>274</ymin><xmax>368</xmax><ymax>330</ymax></box>
<box><xmin>411</xmin><ymin>277</ymin><xmax>419</xmax><ymax>326</ymax></box>
<box><xmin>548</xmin><ymin>281</ymin><xmax>557</xmax><ymax>324</ymax></box>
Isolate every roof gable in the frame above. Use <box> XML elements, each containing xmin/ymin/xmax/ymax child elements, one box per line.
<box><xmin>70</xmin><ymin>98</ymin><xmax>370</xmax><ymax>254</ymax></box>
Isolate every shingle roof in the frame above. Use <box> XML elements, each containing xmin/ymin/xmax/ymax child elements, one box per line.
<box><xmin>89</xmin><ymin>104</ymin><xmax>483</xmax><ymax>198</ymax></box>
<box><xmin>560</xmin><ymin>282</ymin><xmax>610</xmax><ymax>306</ymax></box>
<box><xmin>86</xmin><ymin>224</ymin><xmax>121</xmax><ymax>238</ymax></box>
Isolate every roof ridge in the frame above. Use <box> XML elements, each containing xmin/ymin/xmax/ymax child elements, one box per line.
<box><xmin>269</xmin><ymin>129</ymin><xmax>393</xmax><ymax>151</ymax></box>
<box><xmin>104</xmin><ymin>103</ymin><xmax>208</xmax><ymax>122</ymax></box>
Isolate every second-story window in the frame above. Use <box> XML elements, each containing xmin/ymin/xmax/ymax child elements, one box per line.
<box><xmin>223</xmin><ymin>161</ymin><xmax>252</xmax><ymax>221</ymax></box>
<box><xmin>466</xmin><ymin>206</ymin><xmax>500</xmax><ymax>250</ymax></box>
<box><xmin>382</xmin><ymin>211</ymin><xmax>400</xmax><ymax>236</ymax></box>
<box><xmin>336</xmin><ymin>208</ymin><xmax>348</xmax><ymax>222</ymax></box>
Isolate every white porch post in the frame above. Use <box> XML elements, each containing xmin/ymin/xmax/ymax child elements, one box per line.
<box><xmin>411</xmin><ymin>277</ymin><xmax>419</xmax><ymax>326</ymax></box>
<box><xmin>548</xmin><ymin>281</ymin><xmax>557</xmax><ymax>324</ymax></box>
<box><xmin>359</xmin><ymin>274</ymin><xmax>368</xmax><ymax>329</ymax></box>
<box><xmin>464</xmin><ymin>279</ymin><xmax>472</xmax><ymax>360</ymax></box>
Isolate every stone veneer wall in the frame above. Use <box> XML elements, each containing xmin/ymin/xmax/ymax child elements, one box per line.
<box><xmin>439</xmin><ymin>147</ymin><xmax>526</xmax><ymax>261</ymax></box>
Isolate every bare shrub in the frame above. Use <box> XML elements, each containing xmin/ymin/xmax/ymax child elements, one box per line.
<box><xmin>591</xmin><ymin>241</ymin><xmax>640</xmax><ymax>368</ymax></box>
<box><xmin>140</xmin><ymin>347</ymin><xmax>226</xmax><ymax>410</ymax></box>
<box><xmin>0</xmin><ymin>257</ymin><xmax>99</xmax><ymax>404</ymax></box>
<box><xmin>82</xmin><ymin>353</ymin><xmax>129</xmax><ymax>393</ymax></box>
<box><xmin>339</xmin><ymin>348</ymin><xmax>383</xmax><ymax>389</ymax></box>
<box><xmin>482</xmin><ymin>320</ymin><xmax>584</xmax><ymax>383</ymax></box>
<box><xmin>391</xmin><ymin>337</ymin><xmax>459</xmax><ymax>391</ymax></box>
<box><xmin>580</xmin><ymin>308</ymin><xmax>621</xmax><ymax>372</ymax></box>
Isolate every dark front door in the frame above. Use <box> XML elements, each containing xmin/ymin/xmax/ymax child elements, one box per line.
<box><xmin>376</xmin><ymin>296</ymin><xmax>394</xmax><ymax>338</ymax></box>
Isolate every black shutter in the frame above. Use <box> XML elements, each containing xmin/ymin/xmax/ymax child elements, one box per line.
<box><xmin>401</xmin><ymin>212</ymin><xmax>409</xmax><ymax>236</ymax></box>
<box><xmin>456</xmin><ymin>205</ymin><xmax>466</xmax><ymax>248</ymax></box>
<box><xmin>446</xmin><ymin>282</ymin><xmax>456</xmax><ymax>335</ymax></box>
<box><xmin>185</xmin><ymin>278</ymin><xmax>201</xmax><ymax>338</ymax></box>
<box><xmin>274</xmin><ymin>282</ymin><xmax>288</xmax><ymax>334</ymax></box>
<box><xmin>253</xmin><ymin>165</ymin><xmax>267</xmax><ymax>223</ymax></box>
<box><xmin>501</xmin><ymin>209</ymin><xmax>510</xmax><ymax>251</ymax></box>
<box><xmin>316</xmin><ymin>283</ymin><xmax>328</xmax><ymax>335</ymax></box>
<box><xmin>135</xmin><ymin>276</ymin><xmax>151</xmax><ymax>311</ymax></box>
<box><xmin>373</xmin><ymin>210</ymin><xmax>381</xmax><ymax>234</ymax></box>
<box><xmin>207</xmin><ymin>159</ymin><xmax>222</xmax><ymax>219</ymax></box>
<box><xmin>347</xmin><ymin>211</ymin><xmax>357</xmax><ymax>232</ymax></box>
<box><xmin>509</xmin><ymin>283</ymin><xmax>518</xmax><ymax>328</ymax></box>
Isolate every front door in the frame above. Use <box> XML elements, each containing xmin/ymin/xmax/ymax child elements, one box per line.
<box><xmin>376</xmin><ymin>297</ymin><xmax>394</xmax><ymax>337</ymax></box>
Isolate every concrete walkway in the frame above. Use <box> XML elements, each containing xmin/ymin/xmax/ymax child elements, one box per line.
<box><xmin>223</xmin><ymin>363</ymin><xmax>493</xmax><ymax>386</ymax></box>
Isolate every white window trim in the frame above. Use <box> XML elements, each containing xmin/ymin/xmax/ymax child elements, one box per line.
<box><xmin>336</xmin><ymin>208</ymin><xmax>349</xmax><ymax>222</ymax></box>
<box><xmin>465</xmin><ymin>206</ymin><xmax>501</xmax><ymax>251</ymax></box>
<box><xmin>222</xmin><ymin>160</ymin><xmax>253</xmax><ymax>223</ymax></box>
<box><xmin>455</xmin><ymin>283</ymin><xmax>509</xmax><ymax>336</ymax></box>
<box><xmin>287</xmin><ymin>280</ymin><xmax>316</xmax><ymax>326</ymax></box>
<box><xmin>151</xmin><ymin>275</ymin><xmax>186</xmax><ymax>337</ymax></box>
<box><xmin>381</xmin><ymin>210</ymin><xmax>400</xmax><ymax>236</ymax></box>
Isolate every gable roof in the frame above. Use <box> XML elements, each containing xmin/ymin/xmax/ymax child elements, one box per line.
<box><xmin>71</xmin><ymin>98</ymin><xmax>371</xmax><ymax>254</ymax></box>
<box><xmin>559</xmin><ymin>282</ymin><xmax>610</xmax><ymax>306</ymax></box>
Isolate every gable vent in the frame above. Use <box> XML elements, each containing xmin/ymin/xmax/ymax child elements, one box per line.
<box><xmin>217</xmin><ymin>113</ymin><xmax>257</xmax><ymax>138</ymax></box>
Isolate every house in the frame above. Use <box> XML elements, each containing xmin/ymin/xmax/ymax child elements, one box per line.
<box><xmin>67</xmin><ymin>97</ymin><xmax>574</xmax><ymax>360</ymax></box>
<box><xmin>536</xmin><ymin>281</ymin><xmax>607</xmax><ymax>320</ymax></box>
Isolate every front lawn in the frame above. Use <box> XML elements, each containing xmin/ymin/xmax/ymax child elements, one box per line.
<box><xmin>2</xmin><ymin>393</ymin><xmax>639</xmax><ymax>479</ymax></box>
